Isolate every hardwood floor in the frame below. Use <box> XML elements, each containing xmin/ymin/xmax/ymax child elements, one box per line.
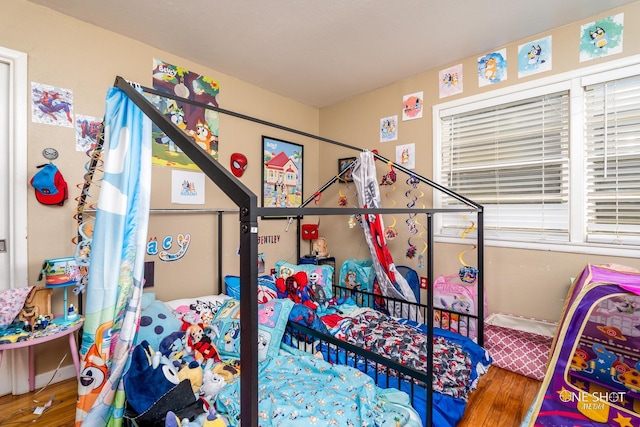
<box><xmin>458</xmin><ymin>366</ymin><xmax>541</xmax><ymax>427</ymax></box>
<box><xmin>0</xmin><ymin>377</ymin><xmax>78</xmax><ymax>427</ymax></box>
<box><xmin>0</xmin><ymin>367</ymin><xmax>540</xmax><ymax>426</ymax></box>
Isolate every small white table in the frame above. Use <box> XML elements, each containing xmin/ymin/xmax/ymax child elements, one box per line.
<box><xmin>0</xmin><ymin>319</ymin><xmax>83</xmax><ymax>392</ymax></box>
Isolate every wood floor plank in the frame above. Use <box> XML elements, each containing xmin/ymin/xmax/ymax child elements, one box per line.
<box><xmin>0</xmin><ymin>367</ymin><xmax>541</xmax><ymax>426</ymax></box>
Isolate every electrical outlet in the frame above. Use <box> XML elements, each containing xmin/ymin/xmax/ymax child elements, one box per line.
<box><xmin>420</xmin><ymin>276</ymin><xmax>428</xmax><ymax>289</ymax></box>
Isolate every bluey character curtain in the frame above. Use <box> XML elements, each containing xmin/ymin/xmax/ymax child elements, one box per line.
<box><xmin>76</xmin><ymin>86</ymin><xmax>151</xmax><ymax>427</ymax></box>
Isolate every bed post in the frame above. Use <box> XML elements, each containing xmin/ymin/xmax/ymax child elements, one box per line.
<box><xmin>426</xmin><ymin>213</ymin><xmax>434</xmax><ymax>427</ymax></box>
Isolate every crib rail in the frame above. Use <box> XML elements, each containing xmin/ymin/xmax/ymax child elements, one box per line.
<box><xmin>332</xmin><ymin>284</ymin><xmax>480</xmax><ymax>341</ymax></box>
<box><xmin>284</xmin><ymin>322</ymin><xmax>429</xmax><ymax>410</ymax></box>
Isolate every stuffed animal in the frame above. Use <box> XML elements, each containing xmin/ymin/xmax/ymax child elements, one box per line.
<box><xmin>185</xmin><ymin>323</ymin><xmax>221</xmax><ymax>363</ymax></box>
<box><xmin>123</xmin><ymin>340</ymin><xmax>180</xmax><ymax>416</ymax></box>
<box><xmin>200</xmin><ymin>369</ymin><xmax>226</xmax><ymax>403</ymax></box>
<box><xmin>159</xmin><ymin>330</ymin><xmax>188</xmax><ymax>362</ymax></box>
<box><xmin>178</xmin><ymin>360</ymin><xmax>203</xmax><ymax>394</ymax></box>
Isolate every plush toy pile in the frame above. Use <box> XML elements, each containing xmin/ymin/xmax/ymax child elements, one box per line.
<box><xmin>123</xmin><ymin>296</ymin><xmax>240</xmax><ymax>427</ymax></box>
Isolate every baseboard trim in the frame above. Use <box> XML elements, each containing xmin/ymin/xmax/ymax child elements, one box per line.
<box><xmin>34</xmin><ymin>364</ymin><xmax>77</xmax><ymax>391</ymax></box>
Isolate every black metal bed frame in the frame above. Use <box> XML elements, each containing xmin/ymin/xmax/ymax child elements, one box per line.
<box><xmin>110</xmin><ymin>75</ymin><xmax>484</xmax><ymax>427</ymax></box>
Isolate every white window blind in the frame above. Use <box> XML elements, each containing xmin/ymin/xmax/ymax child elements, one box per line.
<box><xmin>440</xmin><ymin>91</ymin><xmax>570</xmax><ymax>241</ymax></box>
<box><xmin>585</xmin><ymin>75</ymin><xmax>640</xmax><ymax>246</ymax></box>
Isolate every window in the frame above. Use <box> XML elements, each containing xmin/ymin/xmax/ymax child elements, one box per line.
<box><xmin>438</xmin><ymin>87</ymin><xmax>570</xmax><ymax>242</ymax></box>
<box><xmin>434</xmin><ymin>62</ymin><xmax>640</xmax><ymax>254</ymax></box>
<box><xmin>584</xmin><ymin>74</ymin><xmax>640</xmax><ymax>246</ymax></box>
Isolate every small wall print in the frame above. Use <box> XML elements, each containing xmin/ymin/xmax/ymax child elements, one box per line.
<box><xmin>579</xmin><ymin>13</ymin><xmax>624</xmax><ymax>62</ymax></box>
<box><xmin>31</xmin><ymin>82</ymin><xmax>74</xmax><ymax>127</ymax></box>
<box><xmin>439</xmin><ymin>64</ymin><xmax>463</xmax><ymax>98</ymax></box>
<box><xmin>380</xmin><ymin>115</ymin><xmax>398</xmax><ymax>142</ymax></box>
<box><xmin>171</xmin><ymin>170</ymin><xmax>205</xmax><ymax>204</ymax></box>
<box><xmin>396</xmin><ymin>143</ymin><xmax>415</xmax><ymax>170</ymax></box>
<box><xmin>518</xmin><ymin>36</ymin><xmax>552</xmax><ymax>78</ymax></box>
<box><xmin>75</xmin><ymin>114</ymin><xmax>103</xmax><ymax>153</ymax></box>
<box><xmin>402</xmin><ymin>92</ymin><xmax>423</xmax><ymax>121</ymax></box>
<box><xmin>477</xmin><ymin>49</ymin><xmax>507</xmax><ymax>87</ymax></box>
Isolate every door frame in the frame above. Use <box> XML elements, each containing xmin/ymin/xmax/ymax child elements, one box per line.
<box><xmin>1</xmin><ymin>46</ymin><xmax>29</xmax><ymax>394</ymax></box>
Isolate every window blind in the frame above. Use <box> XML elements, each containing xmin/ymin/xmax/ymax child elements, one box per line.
<box><xmin>585</xmin><ymin>75</ymin><xmax>640</xmax><ymax>245</ymax></box>
<box><xmin>440</xmin><ymin>91</ymin><xmax>570</xmax><ymax>241</ymax></box>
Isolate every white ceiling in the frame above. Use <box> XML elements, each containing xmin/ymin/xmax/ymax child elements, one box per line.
<box><xmin>28</xmin><ymin>0</ymin><xmax>638</xmax><ymax>108</ymax></box>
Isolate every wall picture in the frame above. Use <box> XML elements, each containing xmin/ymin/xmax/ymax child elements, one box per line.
<box><xmin>402</xmin><ymin>92</ymin><xmax>423</xmax><ymax>121</ymax></box>
<box><xmin>338</xmin><ymin>157</ymin><xmax>356</xmax><ymax>182</ymax></box>
<box><xmin>262</xmin><ymin>136</ymin><xmax>303</xmax><ymax>212</ymax></box>
<box><xmin>380</xmin><ymin>115</ymin><xmax>398</xmax><ymax>142</ymax></box>
<box><xmin>439</xmin><ymin>64</ymin><xmax>463</xmax><ymax>98</ymax></box>
<box><xmin>579</xmin><ymin>13</ymin><xmax>624</xmax><ymax>62</ymax></box>
<box><xmin>477</xmin><ymin>49</ymin><xmax>507</xmax><ymax>87</ymax></box>
<box><xmin>518</xmin><ymin>36</ymin><xmax>552</xmax><ymax>78</ymax></box>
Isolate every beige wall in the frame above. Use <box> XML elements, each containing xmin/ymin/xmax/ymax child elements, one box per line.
<box><xmin>2</xmin><ymin>0</ymin><xmax>320</xmax><ymax>374</ymax></box>
<box><xmin>319</xmin><ymin>2</ymin><xmax>640</xmax><ymax>322</ymax></box>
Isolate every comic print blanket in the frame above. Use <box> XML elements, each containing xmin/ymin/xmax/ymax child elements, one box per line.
<box><xmin>335</xmin><ymin>310</ymin><xmax>474</xmax><ymax>401</ymax></box>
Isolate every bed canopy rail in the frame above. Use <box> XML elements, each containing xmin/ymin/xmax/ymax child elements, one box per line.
<box><xmin>108</xmin><ymin>75</ymin><xmax>485</xmax><ymax>427</ymax></box>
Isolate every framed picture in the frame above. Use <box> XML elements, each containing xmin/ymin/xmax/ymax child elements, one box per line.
<box><xmin>261</xmin><ymin>136</ymin><xmax>303</xmax><ymax>217</ymax></box>
<box><xmin>338</xmin><ymin>157</ymin><xmax>356</xmax><ymax>182</ymax></box>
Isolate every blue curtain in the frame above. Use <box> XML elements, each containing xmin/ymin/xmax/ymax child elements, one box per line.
<box><xmin>75</xmin><ymin>86</ymin><xmax>151</xmax><ymax>427</ymax></box>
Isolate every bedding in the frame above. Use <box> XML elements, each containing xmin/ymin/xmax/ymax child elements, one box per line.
<box><xmin>125</xmin><ymin>293</ymin><xmax>420</xmax><ymax>427</ymax></box>
<box><xmin>216</xmin><ymin>352</ymin><xmax>421</xmax><ymax>427</ymax></box>
<box><xmin>279</xmin><ymin>278</ymin><xmax>491</xmax><ymax>427</ymax></box>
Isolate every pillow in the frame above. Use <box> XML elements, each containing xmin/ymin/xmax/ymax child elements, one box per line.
<box><xmin>210</xmin><ymin>298</ymin><xmax>294</xmax><ymax>362</ymax></box>
<box><xmin>141</xmin><ymin>292</ymin><xmax>156</xmax><ymax>310</ymax></box>
<box><xmin>135</xmin><ymin>300</ymin><xmax>184</xmax><ymax>351</ymax></box>
<box><xmin>274</xmin><ymin>261</ymin><xmax>333</xmax><ymax>299</ymax></box>
<box><xmin>224</xmin><ymin>275</ymin><xmax>278</xmax><ymax>304</ymax></box>
<box><xmin>164</xmin><ymin>294</ymin><xmax>229</xmax><ymax>311</ymax></box>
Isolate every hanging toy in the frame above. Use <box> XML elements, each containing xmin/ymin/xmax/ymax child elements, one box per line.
<box><xmin>405</xmin><ymin>175</ymin><xmax>419</xmax><ymax>236</ymax></box>
<box><xmin>408</xmin><ymin>175</ymin><xmax>428</xmax><ymax>269</ymax></box>
<box><xmin>380</xmin><ymin>163</ymin><xmax>397</xmax><ymax>186</ymax></box>
<box><xmin>459</xmin><ymin>245</ymin><xmax>479</xmax><ymax>283</ymax></box>
<box><xmin>458</xmin><ymin>216</ymin><xmax>478</xmax><ymax>283</ymax></box>
<box><xmin>381</xmin><ymin>162</ymin><xmax>398</xmax><ymax>239</ymax></box>
<box><xmin>406</xmin><ymin>238</ymin><xmax>417</xmax><ymax>259</ymax></box>
<box><xmin>338</xmin><ymin>188</ymin><xmax>348</xmax><ymax>207</ymax></box>
<box><xmin>384</xmin><ymin>217</ymin><xmax>398</xmax><ymax>240</ymax></box>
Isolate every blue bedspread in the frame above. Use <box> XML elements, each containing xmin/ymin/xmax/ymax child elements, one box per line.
<box><xmin>216</xmin><ymin>354</ymin><xmax>422</xmax><ymax>426</ymax></box>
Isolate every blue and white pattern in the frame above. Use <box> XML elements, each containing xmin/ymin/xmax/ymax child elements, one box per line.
<box><xmin>217</xmin><ymin>354</ymin><xmax>421</xmax><ymax>426</ymax></box>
